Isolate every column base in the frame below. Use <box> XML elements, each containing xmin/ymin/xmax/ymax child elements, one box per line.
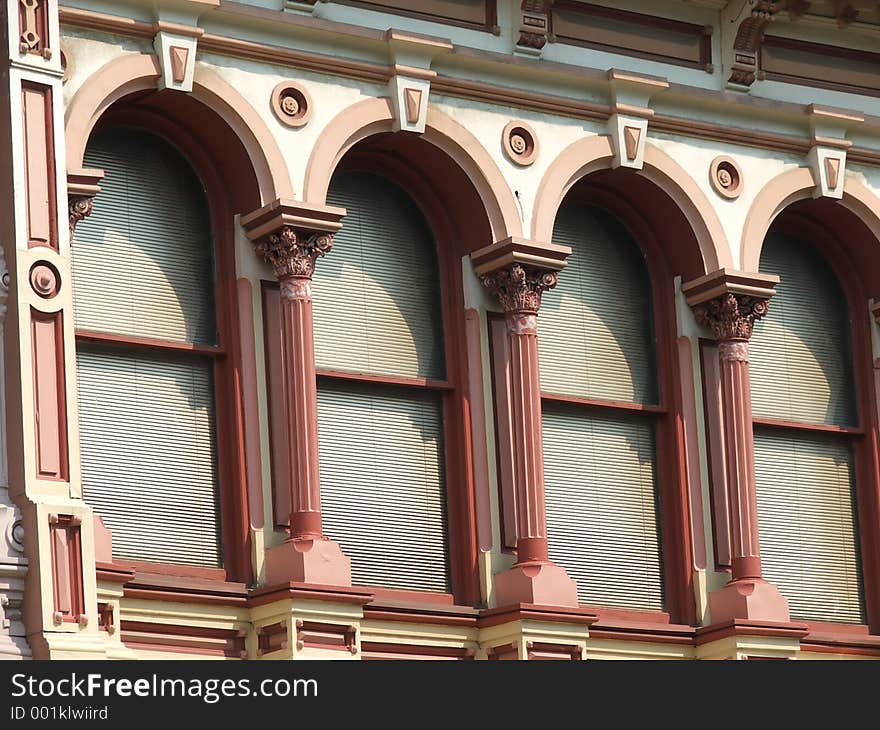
<box><xmin>264</xmin><ymin>537</ymin><xmax>351</xmax><ymax>587</ymax></box>
<box><xmin>494</xmin><ymin>561</ymin><xmax>579</xmax><ymax>608</ymax></box>
<box><xmin>708</xmin><ymin>578</ymin><xmax>789</xmax><ymax>624</ymax></box>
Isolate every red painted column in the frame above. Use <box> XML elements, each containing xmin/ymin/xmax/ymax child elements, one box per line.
<box><xmin>686</xmin><ymin>278</ymin><xmax>790</xmax><ymax>624</ymax></box>
<box><xmin>248</xmin><ymin>215</ymin><xmax>351</xmax><ymax>587</ymax></box>
<box><xmin>477</xmin><ymin>253</ymin><xmax>578</xmax><ymax>607</ymax></box>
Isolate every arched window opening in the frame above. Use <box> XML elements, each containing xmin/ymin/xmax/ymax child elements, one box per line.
<box><xmin>74</xmin><ymin>128</ymin><xmax>222</xmax><ymax>568</ymax></box>
<box><xmin>751</xmin><ymin>231</ymin><xmax>865</xmax><ymax>624</ymax></box>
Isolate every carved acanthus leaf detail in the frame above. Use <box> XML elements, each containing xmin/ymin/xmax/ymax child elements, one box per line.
<box><xmin>692</xmin><ymin>293</ymin><xmax>770</xmax><ymax>342</ymax></box>
<box><xmin>68</xmin><ymin>197</ymin><xmax>94</xmax><ymax>239</ymax></box>
<box><xmin>254</xmin><ymin>226</ymin><xmax>334</xmax><ymax>280</ymax></box>
<box><xmin>727</xmin><ymin>1</ymin><xmax>784</xmax><ymax>88</ymax></box>
<box><xmin>480</xmin><ymin>263</ymin><xmax>559</xmax><ymax>313</ymax></box>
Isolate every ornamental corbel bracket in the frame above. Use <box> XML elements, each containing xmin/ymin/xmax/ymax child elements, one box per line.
<box><xmin>67</xmin><ymin>168</ymin><xmax>104</xmax><ymax>239</ymax></box>
<box><xmin>515</xmin><ymin>1</ymin><xmax>553</xmax><ymax>59</ymax></box>
<box><xmin>724</xmin><ymin>1</ymin><xmax>784</xmax><ymax>91</ymax></box>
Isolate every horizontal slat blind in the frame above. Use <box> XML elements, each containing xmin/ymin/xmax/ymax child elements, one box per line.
<box><xmin>77</xmin><ymin>346</ymin><xmax>222</xmax><ymax>567</ymax></box>
<box><xmin>317</xmin><ymin>381</ymin><xmax>450</xmax><ymax>592</ymax></box>
<box><xmin>750</xmin><ymin>232</ymin><xmax>855</xmax><ymax>426</ymax></box>
<box><xmin>314</xmin><ymin>172</ymin><xmax>445</xmax><ymax>380</ymax></box>
<box><xmin>754</xmin><ymin>429</ymin><xmax>864</xmax><ymax>623</ymax></box>
<box><xmin>540</xmin><ymin>203</ymin><xmax>657</xmax><ymax>404</ymax></box>
<box><xmin>543</xmin><ymin>404</ymin><xmax>664</xmax><ymax>609</ymax></box>
<box><xmin>76</xmin><ymin>129</ymin><xmax>216</xmax><ymax>345</ymax></box>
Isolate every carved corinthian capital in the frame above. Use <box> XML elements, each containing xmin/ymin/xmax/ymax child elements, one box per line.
<box><xmin>253</xmin><ymin>226</ymin><xmax>334</xmax><ymax>280</ymax></box>
<box><xmin>480</xmin><ymin>264</ymin><xmax>559</xmax><ymax>313</ymax></box>
<box><xmin>691</xmin><ymin>293</ymin><xmax>770</xmax><ymax>342</ymax></box>
<box><xmin>682</xmin><ymin>269</ymin><xmax>778</xmax><ymax>342</ymax></box>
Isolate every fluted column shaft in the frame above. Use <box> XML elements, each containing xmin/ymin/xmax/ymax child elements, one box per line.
<box><xmin>254</xmin><ymin>227</ymin><xmax>334</xmax><ymax>541</ymax></box>
<box><xmin>505</xmin><ymin>310</ymin><xmax>549</xmax><ymax>563</ymax></box>
<box><xmin>473</xmin><ymin>241</ymin><xmax>577</xmax><ymax>607</ymax></box>
<box><xmin>692</xmin><ymin>292</ymin><xmax>771</xmax><ymax>581</ymax></box>
<box><xmin>718</xmin><ymin>340</ymin><xmax>762</xmax><ymax>580</ymax></box>
<box><xmin>279</xmin><ymin>276</ymin><xmax>322</xmax><ymax>538</ymax></box>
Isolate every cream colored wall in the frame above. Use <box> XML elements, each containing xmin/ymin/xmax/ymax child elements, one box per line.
<box><xmin>50</xmin><ymin>0</ymin><xmax>880</xmax><ymax>659</ymax></box>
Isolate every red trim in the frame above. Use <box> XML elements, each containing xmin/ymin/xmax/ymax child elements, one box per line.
<box><xmin>695</xmin><ymin>619</ymin><xmax>809</xmax><ymax>645</ymax></box>
<box><xmin>316</xmin><ymin>368</ymin><xmax>453</xmax><ymax>390</ymax></box>
<box><xmin>120</xmin><ymin>560</ymin><xmax>227</xmax><ymax>580</ymax></box>
<box><xmin>21</xmin><ymin>82</ymin><xmax>58</xmax><ymax>250</ymax></box>
<box><xmin>363</xmin><ymin>599</ymin><xmax>479</xmax><ymax>627</ymax></box>
<box><xmin>249</xmin><ymin>581</ymin><xmax>374</xmax><ymax>608</ymax></box>
<box><xmin>361</xmin><ymin>642</ymin><xmax>474</xmax><ymax>659</ymax></box>
<box><xmin>120</xmin><ymin>621</ymin><xmax>246</xmax><ymax>658</ymax></box>
<box><xmin>477</xmin><ymin>603</ymin><xmax>599</xmax><ymax>628</ymax></box>
<box><xmin>699</xmin><ymin>337</ymin><xmax>731</xmax><ymax>571</ymax></box>
<box><xmin>541</xmin><ymin>391</ymin><xmax>665</xmax><ymax>414</ymax></box>
<box><xmin>75</xmin><ymin>329</ymin><xmax>225</xmax><ymax>357</ymax></box>
<box><xmin>551</xmin><ymin>1</ymin><xmax>713</xmax><ymax>72</ymax></box>
<box><xmin>752</xmin><ymin>416</ymin><xmax>863</xmax><ymax>436</ymax></box>
<box><xmin>332</xmin><ymin>0</ymin><xmax>498</xmax><ymax>33</ymax></box>
<box><xmin>31</xmin><ymin>309</ymin><xmax>69</xmax><ymax>481</ymax></box>
<box><xmin>363</xmin><ymin>586</ymin><xmax>455</xmax><ymax>605</ymax></box>
<box><xmin>95</xmin><ymin>561</ymin><xmax>136</xmax><ymax>585</ymax></box>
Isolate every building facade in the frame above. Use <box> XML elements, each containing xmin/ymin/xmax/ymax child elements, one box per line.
<box><xmin>2</xmin><ymin>0</ymin><xmax>880</xmax><ymax>660</ymax></box>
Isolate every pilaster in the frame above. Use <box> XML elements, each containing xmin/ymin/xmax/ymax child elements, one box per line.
<box><xmin>1</xmin><ymin>0</ymin><xmax>106</xmax><ymax>659</ymax></box>
<box><xmin>683</xmin><ymin>269</ymin><xmax>790</xmax><ymax>625</ymax></box>
<box><xmin>472</xmin><ymin>237</ymin><xmax>578</xmax><ymax>608</ymax></box>
<box><xmin>241</xmin><ymin>199</ymin><xmax>351</xmax><ymax>587</ymax></box>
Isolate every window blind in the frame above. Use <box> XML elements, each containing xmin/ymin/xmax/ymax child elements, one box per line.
<box><xmin>754</xmin><ymin>428</ymin><xmax>864</xmax><ymax>623</ymax></box>
<box><xmin>539</xmin><ymin>204</ymin><xmax>657</xmax><ymax>404</ymax></box>
<box><xmin>543</xmin><ymin>404</ymin><xmax>664</xmax><ymax>609</ymax></box>
<box><xmin>314</xmin><ymin>171</ymin><xmax>445</xmax><ymax>380</ymax></box>
<box><xmin>317</xmin><ymin>381</ymin><xmax>451</xmax><ymax>592</ymax></box>
<box><xmin>77</xmin><ymin>346</ymin><xmax>222</xmax><ymax>567</ymax></box>
<box><xmin>750</xmin><ymin>232</ymin><xmax>856</xmax><ymax>426</ymax></box>
<box><xmin>75</xmin><ymin>129</ymin><xmax>216</xmax><ymax>345</ymax></box>
<box><xmin>538</xmin><ymin>201</ymin><xmax>664</xmax><ymax>610</ymax></box>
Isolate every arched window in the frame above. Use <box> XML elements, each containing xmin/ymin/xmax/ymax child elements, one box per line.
<box><xmin>312</xmin><ymin>171</ymin><xmax>451</xmax><ymax>593</ymax></box>
<box><xmin>73</xmin><ymin>129</ymin><xmax>223</xmax><ymax>568</ymax></box>
<box><xmin>537</xmin><ymin>202</ymin><xmax>665</xmax><ymax>610</ymax></box>
<box><xmin>750</xmin><ymin>231</ymin><xmax>865</xmax><ymax>623</ymax></box>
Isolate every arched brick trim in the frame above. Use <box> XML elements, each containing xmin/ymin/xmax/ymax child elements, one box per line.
<box><xmin>64</xmin><ymin>53</ymin><xmax>292</xmax><ymax>204</ymax></box>
<box><xmin>532</xmin><ymin>135</ymin><xmax>731</xmax><ymax>275</ymax></box>
<box><xmin>303</xmin><ymin>97</ymin><xmax>522</xmax><ymax>241</ymax></box>
<box><xmin>741</xmin><ymin>168</ymin><xmax>880</xmax><ymax>271</ymax></box>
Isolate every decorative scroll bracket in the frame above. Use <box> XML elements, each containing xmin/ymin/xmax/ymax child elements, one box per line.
<box><xmin>606</xmin><ymin>69</ymin><xmax>668</xmax><ymax>171</ymax></box>
<box><xmin>385</xmin><ymin>29</ymin><xmax>452</xmax><ymax>134</ymax></box>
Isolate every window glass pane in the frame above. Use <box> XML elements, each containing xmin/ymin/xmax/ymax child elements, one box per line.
<box><xmin>754</xmin><ymin>428</ymin><xmax>865</xmax><ymax>623</ymax></box>
<box><xmin>751</xmin><ymin>232</ymin><xmax>856</xmax><ymax>426</ymax></box>
<box><xmin>76</xmin><ymin>129</ymin><xmax>216</xmax><ymax>345</ymax></box>
<box><xmin>543</xmin><ymin>404</ymin><xmax>664</xmax><ymax>610</ymax></box>
<box><xmin>540</xmin><ymin>203</ymin><xmax>657</xmax><ymax>404</ymax></box>
<box><xmin>77</xmin><ymin>346</ymin><xmax>222</xmax><ymax>567</ymax></box>
<box><xmin>315</xmin><ymin>172</ymin><xmax>445</xmax><ymax>380</ymax></box>
<box><xmin>317</xmin><ymin>381</ymin><xmax>450</xmax><ymax>592</ymax></box>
